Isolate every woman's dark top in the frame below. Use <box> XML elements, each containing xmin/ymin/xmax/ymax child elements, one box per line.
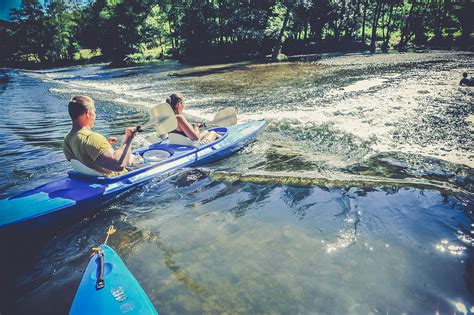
<box><xmin>170</xmin><ymin>129</ymin><xmax>189</xmax><ymax>137</ymax></box>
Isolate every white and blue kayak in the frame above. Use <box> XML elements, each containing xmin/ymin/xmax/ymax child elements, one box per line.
<box><xmin>70</xmin><ymin>244</ymin><xmax>158</xmax><ymax>315</ymax></box>
<box><xmin>0</xmin><ymin>120</ymin><xmax>266</xmax><ymax>233</ymax></box>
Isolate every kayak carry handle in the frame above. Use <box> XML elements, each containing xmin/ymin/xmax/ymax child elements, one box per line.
<box><xmin>92</xmin><ymin>226</ymin><xmax>116</xmax><ymax>290</ymax></box>
<box><xmin>96</xmin><ymin>248</ymin><xmax>105</xmax><ymax>290</ymax></box>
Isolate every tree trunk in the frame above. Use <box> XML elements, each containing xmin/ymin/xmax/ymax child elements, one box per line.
<box><xmin>432</xmin><ymin>1</ymin><xmax>442</xmax><ymax>44</ymax></box>
<box><xmin>347</xmin><ymin>0</ymin><xmax>362</xmax><ymax>42</ymax></box>
<box><xmin>398</xmin><ymin>0</ymin><xmax>416</xmax><ymax>51</ymax></box>
<box><xmin>303</xmin><ymin>18</ymin><xmax>308</xmax><ymax>40</ymax></box>
<box><xmin>271</xmin><ymin>4</ymin><xmax>291</xmax><ymax>59</ymax></box>
<box><xmin>382</xmin><ymin>3</ymin><xmax>394</xmax><ymax>52</ymax></box>
<box><xmin>361</xmin><ymin>0</ymin><xmax>369</xmax><ymax>45</ymax></box>
<box><xmin>369</xmin><ymin>0</ymin><xmax>382</xmax><ymax>52</ymax></box>
<box><xmin>168</xmin><ymin>20</ymin><xmax>175</xmax><ymax>49</ymax></box>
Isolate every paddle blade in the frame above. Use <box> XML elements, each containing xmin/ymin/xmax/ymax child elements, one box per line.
<box><xmin>211</xmin><ymin>107</ymin><xmax>237</xmax><ymax>127</ymax></box>
<box><xmin>148</xmin><ymin>102</ymin><xmax>178</xmax><ymax>135</ymax></box>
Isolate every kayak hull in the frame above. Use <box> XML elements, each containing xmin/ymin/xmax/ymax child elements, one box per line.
<box><xmin>0</xmin><ymin>120</ymin><xmax>266</xmax><ymax>233</ymax></box>
<box><xmin>69</xmin><ymin>244</ymin><xmax>158</xmax><ymax>315</ymax></box>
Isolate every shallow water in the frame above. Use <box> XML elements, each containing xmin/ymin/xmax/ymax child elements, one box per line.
<box><xmin>0</xmin><ymin>51</ymin><xmax>473</xmax><ymax>314</ymax></box>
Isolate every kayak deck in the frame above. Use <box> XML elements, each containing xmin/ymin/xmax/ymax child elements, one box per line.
<box><xmin>69</xmin><ymin>245</ymin><xmax>158</xmax><ymax>315</ymax></box>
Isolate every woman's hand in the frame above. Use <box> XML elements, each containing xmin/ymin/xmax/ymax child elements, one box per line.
<box><xmin>192</xmin><ymin>122</ymin><xmax>202</xmax><ymax>131</ymax></box>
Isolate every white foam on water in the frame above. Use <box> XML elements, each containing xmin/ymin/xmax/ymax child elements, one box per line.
<box><xmin>342</xmin><ymin>78</ymin><xmax>388</xmax><ymax>93</ymax></box>
<box><xmin>23</xmin><ymin>53</ymin><xmax>473</xmax><ymax>169</ymax></box>
<box><xmin>239</xmin><ymin>70</ymin><xmax>473</xmax><ymax>168</ymax></box>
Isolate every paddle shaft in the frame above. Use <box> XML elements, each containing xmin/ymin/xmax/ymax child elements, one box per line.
<box><xmin>135</xmin><ymin>120</ymin><xmax>156</xmax><ymax>132</ymax></box>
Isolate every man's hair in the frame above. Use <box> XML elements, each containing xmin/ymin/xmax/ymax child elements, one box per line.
<box><xmin>68</xmin><ymin>96</ymin><xmax>94</xmax><ymax>120</ymax></box>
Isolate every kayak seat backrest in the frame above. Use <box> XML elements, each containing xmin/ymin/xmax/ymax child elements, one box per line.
<box><xmin>168</xmin><ymin>133</ymin><xmax>195</xmax><ymax>146</ymax></box>
<box><xmin>70</xmin><ymin>159</ymin><xmax>103</xmax><ymax>176</ymax></box>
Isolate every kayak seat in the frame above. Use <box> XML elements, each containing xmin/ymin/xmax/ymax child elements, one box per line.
<box><xmin>142</xmin><ymin>149</ymin><xmax>171</xmax><ymax>163</ymax></box>
<box><xmin>70</xmin><ymin>159</ymin><xmax>103</xmax><ymax>177</ymax></box>
<box><xmin>168</xmin><ymin>132</ymin><xmax>195</xmax><ymax>146</ymax></box>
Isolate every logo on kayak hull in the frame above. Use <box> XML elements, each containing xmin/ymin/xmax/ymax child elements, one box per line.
<box><xmin>111</xmin><ymin>287</ymin><xmax>128</xmax><ymax>302</ymax></box>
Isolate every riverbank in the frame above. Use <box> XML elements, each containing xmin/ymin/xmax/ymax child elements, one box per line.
<box><xmin>3</xmin><ymin>42</ymin><xmax>473</xmax><ymax>70</ymax></box>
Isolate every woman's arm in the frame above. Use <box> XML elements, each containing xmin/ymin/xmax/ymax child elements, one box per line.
<box><xmin>176</xmin><ymin>115</ymin><xmax>200</xmax><ymax>141</ymax></box>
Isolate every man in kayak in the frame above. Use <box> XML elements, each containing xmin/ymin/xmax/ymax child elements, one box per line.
<box><xmin>460</xmin><ymin>72</ymin><xmax>474</xmax><ymax>86</ymax></box>
<box><xmin>166</xmin><ymin>93</ymin><xmax>219</xmax><ymax>144</ymax></box>
<box><xmin>63</xmin><ymin>95</ymin><xmax>137</xmax><ymax>176</ymax></box>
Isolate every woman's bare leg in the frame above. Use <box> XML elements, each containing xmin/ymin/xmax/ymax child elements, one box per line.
<box><xmin>203</xmin><ymin>131</ymin><xmax>218</xmax><ymax>142</ymax></box>
<box><xmin>198</xmin><ymin>131</ymin><xmax>218</xmax><ymax>143</ymax></box>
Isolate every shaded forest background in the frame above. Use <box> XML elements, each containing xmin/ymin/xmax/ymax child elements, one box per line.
<box><xmin>0</xmin><ymin>0</ymin><xmax>472</xmax><ymax>68</ymax></box>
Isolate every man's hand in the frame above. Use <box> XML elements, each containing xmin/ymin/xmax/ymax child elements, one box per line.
<box><xmin>123</xmin><ymin>127</ymin><xmax>137</xmax><ymax>143</ymax></box>
<box><xmin>107</xmin><ymin>137</ymin><xmax>118</xmax><ymax>145</ymax></box>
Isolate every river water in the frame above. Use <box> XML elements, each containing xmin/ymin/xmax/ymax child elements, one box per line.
<box><xmin>0</xmin><ymin>51</ymin><xmax>473</xmax><ymax>314</ymax></box>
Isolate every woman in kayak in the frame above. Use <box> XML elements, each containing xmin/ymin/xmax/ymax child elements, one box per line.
<box><xmin>166</xmin><ymin>93</ymin><xmax>219</xmax><ymax>144</ymax></box>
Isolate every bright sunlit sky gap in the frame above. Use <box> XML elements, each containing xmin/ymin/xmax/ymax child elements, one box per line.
<box><xmin>0</xmin><ymin>0</ymin><xmax>23</xmax><ymax>20</ymax></box>
<box><xmin>0</xmin><ymin>1</ymin><xmax>91</xmax><ymax>20</ymax></box>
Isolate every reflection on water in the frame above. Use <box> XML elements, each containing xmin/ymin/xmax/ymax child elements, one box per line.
<box><xmin>0</xmin><ymin>52</ymin><xmax>473</xmax><ymax>314</ymax></box>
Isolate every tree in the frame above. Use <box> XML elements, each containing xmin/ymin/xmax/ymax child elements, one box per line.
<box><xmin>452</xmin><ymin>0</ymin><xmax>473</xmax><ymax>48</ymax></box>
<box><xmin>79</xmin><ymin>0</ymin><xmax>157</xmax><ymax>66</ymax></box>
<box><xmin>44</xmin><ymin>0</ymin><xmax>79</xmax><ymax>63</ymax></box>
<box><xmin>0</xmin><ymin>20</ymin><xmax>15</xmax><ymax>66</ymax></box>
<box><xmin>307</xmin><ymin>0</ymin><xmax>332</xmax><ymax>51</ymax></box>
<box><xmin>177</xmin><ymin>0</ymin><xmax>216</xmax><ymax>61</ymax></box>
<box><xmin>369</xmin><ymin>0</ymin><xmax>382</xmax><ymax>52</ymax></box>
<box><xmin>9</xmin><ymin>0</ymin><xmax>47</xmax><ymax>63</ymax></box>
<box><xmin>143</xmin><ymin>4</ymin><xmax>171</xmax><ymax>57</ymax></box>
<box><xmin>360</xmin><ymin>0</ymin><xmax>369</xmax><ymax>45</ymax></box>
<box><xmin>266</xmin><ymin>1</ymin><xmax>292</xmax><ymax>59</ymax></box>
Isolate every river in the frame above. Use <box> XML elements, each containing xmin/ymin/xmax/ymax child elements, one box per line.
<box><xmin>0</xmin><ymin>51</ymin><xmax>473</xmax><ymax>314</ymax></box>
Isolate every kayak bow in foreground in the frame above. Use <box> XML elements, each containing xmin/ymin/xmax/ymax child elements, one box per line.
<box><xmin>70</xmin><ymin>244</ymin><xmax>158</xmax><ymax>315</ymax></box>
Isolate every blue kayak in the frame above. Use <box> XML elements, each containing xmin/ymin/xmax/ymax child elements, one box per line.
<box><xmin>0</xmin><ymin>120</ymin><xmax>266</xmax><ymax>232</ymax></box>
<box><xmin>70</xmin><ymin>244</ymin><xmax>158</xmax><ymax>315</ymax></box>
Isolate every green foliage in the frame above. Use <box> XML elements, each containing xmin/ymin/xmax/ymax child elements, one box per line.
<box><xmin>0</xmin><ymin>0</ymin><xmax>471</xmax><ymax>68</ymax></box>
<box><xmin>4</xmin><ymin>0</ymin><xmax>80</xmax><ymax>66</ymax></box>
<box><xmin>9</xmin><ymin>0</ymin><xmax>47</xmax><ymax>63</ymax></box>
<box><xmin>78</xmin><ymin>0</ymin><xmax>158</xmax><ymax>65</ymax></box>
<box><xmin>266</xmin><ymin>2</ymin><xmax>288</xmax><ymax>39</ymax></box>
<box><xmin>177</xmin><ymin>0</ymin><xmax>217</xmax><ymax>58</ymax></box>
<box><xmin>44</xmin><ymin>0</ymin><xmax>78</xmax><ymax>62</ymax></box>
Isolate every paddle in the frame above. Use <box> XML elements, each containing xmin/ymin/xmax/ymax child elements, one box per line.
<box><xmin>200</xmin><ymin>107</ymin><xmax>237</xmax><ymax>128</ymax></box>
<box><xmin>136</xmin><ymin>102</ymin><xmax>178</xmax><ymax>134</ymax></box>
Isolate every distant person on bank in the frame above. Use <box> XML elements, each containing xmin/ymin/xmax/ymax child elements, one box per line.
<box><xmin>460</xmin><ymin>72</ymin><xmax>474</xmax><ymax>86</ymax></box>
<box><xmin>63</xmin><ymin>95</ymin><xmax>137</xmax><ymax>176</ymax></box>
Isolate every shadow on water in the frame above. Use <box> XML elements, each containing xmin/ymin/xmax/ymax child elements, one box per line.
<box><xmin>167</xmin><ymin>62</ymin><xmax>254</xmax><ymax>78</ymax></box>
<box><xmin>345</xmin><ymin>152</ymin><xmax>474</xmax><ymax>192</ymax></box>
